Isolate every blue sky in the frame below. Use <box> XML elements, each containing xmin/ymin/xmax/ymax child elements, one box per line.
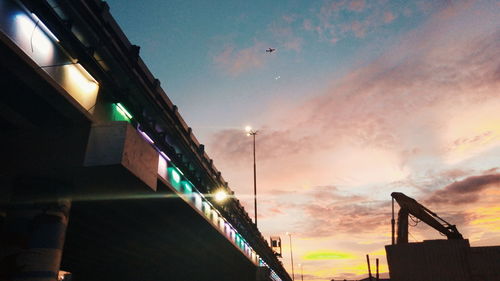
<box><xmin>107</xmin><ymin>0</ymin><xmax>434</xmax><ymax>140</ymax></box>
<box><xmin>106</xmin><ymin>1</ymin><xmax>500</xmax><ymax>279</ymax></box>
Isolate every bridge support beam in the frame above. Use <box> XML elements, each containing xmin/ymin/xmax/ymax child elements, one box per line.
<box><xmin>0</xmin><ymin>178</ymin><xmax>71</xmax><ymax>281</ymax></box>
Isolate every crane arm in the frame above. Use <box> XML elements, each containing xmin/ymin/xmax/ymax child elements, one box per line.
<box><xmin>391</xmin><ymin>192</ymin><xmax>463</xmax><ymax>244</ymax></box>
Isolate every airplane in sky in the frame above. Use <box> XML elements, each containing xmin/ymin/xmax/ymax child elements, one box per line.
<box><xmin>266</xmin><ymin>48</ymin><xmax>276</xmax><ymax>53</ymax></box>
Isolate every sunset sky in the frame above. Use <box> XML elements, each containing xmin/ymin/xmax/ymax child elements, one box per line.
<box><xmin>106</xmin><ymin>0</ymin><xmax>500</xmax><ymax>279</ymax></box>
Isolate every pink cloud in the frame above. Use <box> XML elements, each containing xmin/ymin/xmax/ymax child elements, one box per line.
<box><xmin>303</xmin><ymin>19</ymin><xmax>313</xmax><ymax>31</ymax></box>
<box><xmin>268</xmin><ymin>21</ymin><xmax>304</xmax><ymax>52</ymax></box>
<box><xmin>403</xmin><ymin>7</ymin><xmax>413</xmax><ymax>17</ymax></box>
<box><xmin>320</xmin><ymin>0</ymin><xmax>346</xmax><ymax>16</ymax></box>
<box><xmin>349</xmin><ymin>20</ymin><xmax>367</xmax><ymax>37</ymax></box>
<box><xmin>329</xmin><ymin>37</ymin><xmax>339</xmax><ymax>44</ymax></box>
<box><xmin>416</xmin><ymin>0</ymin><xmax>434</xmax><ymax>13</ymax></box>
<box><xmin>283</xmin><ymin>37</ymin><xmax>303</xmax><ymax>52</ymax></box>
<box><xmin>307</xmin><ymin>0</ymin><xmax>479</xmax><ymax>44</ymax></box>
<box><xmin>348</xmin><ymin>0</ymin><xmax>366</xmax><ymax>12</ymax></box>
<box><xmin>299</xmin><ymin>187</ymin><xmax>389</xmax><ymax>237</ymax></box>
<box><xmin>310</xmin><ymin>0</ymin><xmax>406</xmax><ymax>42</ymax></box>
<box><xmin>282</xmin><ymin>14</ymin><xmax>298</xmax><ymax>23</ymax></box>
<box><xmin>384</xmin><ymin>11</ymin><xmax>395</xmax><ymax>23</ymax></box>
<box><xmin>213</xmin><ymin>42</ymin><xmax>267</xmax><ymax>75</ymax></box>
<box><xmin>209</xmin><ymin>128</ymin><xmax>312</xmax><ymax>164</ymax></box>
<box><xmin>268</xmin><ymin>207</ymin><xmax>284</xmax><ymax>215</ymax></box>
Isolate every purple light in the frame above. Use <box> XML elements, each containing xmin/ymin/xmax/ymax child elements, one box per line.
<box><xmin>138</xmin><ymin>128</ymin><xmax>154</xmax><ymax>144</ymax></box>
<box><xmin>159</xmin><ymin>151</ymin><xmax>171</xmax><ymax>161</ymax></box>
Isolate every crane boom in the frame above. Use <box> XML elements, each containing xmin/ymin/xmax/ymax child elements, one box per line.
<box><xmin>391</xmin><ymin>192</ymin><xmax>463</xmax><ymax>244</ymax></box>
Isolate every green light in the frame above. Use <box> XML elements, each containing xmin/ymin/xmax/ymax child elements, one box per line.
<box><xmin>116</xmin><ymin>103</ymin><xmax>132</xmax><ymax>119</ymax></box>
<box><xmin>171</xmin><ymin>168</ymin><xmax>181</xmax><ymax>184</ymax></box>
<box><xmin>236</xmin><ymin>234</ymin><xmax>244</xmax><ymax>249</ymax></box>
<box><xmin>303</xmin><ymin>250</ymin><xmax>353</xmax><ymax>260</ymax></box>
<box><xmin>183</xmin><ymin>182</ymin><xmax>192</xmax><ymax>193</ymax></box>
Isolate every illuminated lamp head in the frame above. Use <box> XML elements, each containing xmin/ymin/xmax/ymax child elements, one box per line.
<box><xmin>214</xmin><ymin>190</ymin><xmax>228</xmax><ymax>203</ymax></box>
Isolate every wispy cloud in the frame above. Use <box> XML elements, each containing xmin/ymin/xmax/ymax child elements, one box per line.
<box><xmin>384</xmin><ymin>11</ymin><xmax>396</xmax><ymax>23</ymax></box>
<box><xmin>268</xmin><ymin>17</ymin><xmax>304</xmax><ymax>52</ymax></box>
<box><xmin>426</xmin><ymin>172</ymin><xmax>500</xmax><ymax>205</ymax></box>
<box><xmin>348</xmin><ymin>0</ymin><xmax>366</xmax><ymax>12</ymax></box>
<box><xmin>303</xmin><ymin>0</ymin><xmax>427</xmax><ymax>43</ymax></box>
<box><xmin>300</xmin><ymin>188</ymin><xmax>388</xmax><ymax>237</ymax></box>
<box><xmin>213</xmin><ymin>41</ymin><xmax>267</xmax><ymax>75</ymax></box>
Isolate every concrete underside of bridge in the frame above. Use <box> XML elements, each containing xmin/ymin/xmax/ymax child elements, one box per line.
<box><xmin>62</xmin><ymin>181</ymin><xmax>257</xmax><ymax>281</ymax></box>
<box><xmin>0</xmin><ymin>41</ymin><xmax>258</xmax><ymax>281</ymax></box>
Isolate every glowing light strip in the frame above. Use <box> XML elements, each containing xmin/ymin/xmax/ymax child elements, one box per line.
<box><xmin>140</xmin><ymin>131</ymin><xmax>154</xmax><ymax>144</ymax></box>
<box><xmin>170</xmin><ymin>167</ymin><xmax>181</xmax><ymax>184</ymax></box>
<box><xmin>270</xmin><ymin>271</ymin><xmax>281</xmax><ymax>281</ymax></box>
<box><xmin>157</xmin><ymin>156</ymin><xmax>167</xmax><ymax>179</ymax></box>
<box><xmin>75</xmin><ymin>63</ymin><xmax>98</xmax><ymax>84</ymax></box>
<box><xmin>116</xmin><ymin>103</ymin><xmax>132</xmax><ymax>119</ymax></box>
<box><xmin>30</xmin><ymin>13</ymin><xmax>59</xmax><ymax>42</ymax></box>
<box><xmin>159</xmin><ymin>151</ymin><xmax>171</xmax><ymax>161</ymax></box>
<box><xmin>172</xmin><ymin>165</ymin><xmax>184</xmax><ymax>178</ymax></box>
<box><xmin>183</xmin><ymin>182</ymin><xmax>193</xmax><ymax>193</ymax></box>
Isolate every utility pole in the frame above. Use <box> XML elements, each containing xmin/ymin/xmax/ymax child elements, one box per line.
<box><xmin>300</xmin><ymin>264</ymin><xmax>304</xmax><ymax>281</ymax></box>
<box><xmin>287</xmin><ymin>232</ymin><xmax>295</xmax><ymax>280</ymax></box>
<box><xmin>252</xmin><ymin>131</ymin><xmax>257</xmax><ymax>226</ymax></box>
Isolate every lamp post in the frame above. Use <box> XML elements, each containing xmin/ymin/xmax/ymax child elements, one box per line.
<box><xmin>286</xmin><ymin>232</ymin><xmax>295</xmax><ymax>281</ymax></box>
<box><xmin>299</xmin><ymin>263</ymin><xmax>304</xmax><ymax>281</ymax></box>
<box><xmin>245</xmin><ymin>126</ymin><xmax>258</xmax><ymax>226</ymax></box>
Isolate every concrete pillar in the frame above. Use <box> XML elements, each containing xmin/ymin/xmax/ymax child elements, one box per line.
<box><xmin>0</xmin><ymin>178</ymin><xmax>71</xmax><ymax>281</ymax></box>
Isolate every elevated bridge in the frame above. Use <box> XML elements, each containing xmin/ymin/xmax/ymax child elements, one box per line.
<box><xmin>0</xmin><ymin>0</ymin><xmax>291</xmax><ymax>280</ymax></box>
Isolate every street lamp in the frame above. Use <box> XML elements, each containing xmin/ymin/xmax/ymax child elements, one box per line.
<box><xmin>286</xmin><ymin>232</ymin><xmax>295</xmax><ymax>281</ymax></box>
<box><xmin>214</xmin><ymin>189</ymin><xmax>228</xmax><ymax>203</ymax></box>
<box><xmin>245</xmin><ymin>126</ymin><xmax>258</xmax><ymax>226</ymax></box>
